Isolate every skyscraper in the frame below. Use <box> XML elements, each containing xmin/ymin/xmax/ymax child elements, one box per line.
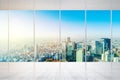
<box><xmin>100</xmin><ymin>38</ymin><xmax>111</xmax><ymax>52</ymax></box>
<box><xmin>95</xmin><ymin>38</ymin><xmax>111</xmax><ymax>54</ymax></box>
<box><xmin>66</xmin><ymin>41</ymin><xmax>75</xmax><ymax>61</ymax></box>
<box><xmin>62</xmin><ymin>41</ymin><xmax>67</xmax><ymax>61</ymax></box>
<box><xmin>76</xmin><ymin>49</ymin><xmax>84</xmax><ymax>62</ymax></box>
<box><xmin>95</xmin><ymin>41</ymin><xmax>103</xmax><ymax>55</ymax></box>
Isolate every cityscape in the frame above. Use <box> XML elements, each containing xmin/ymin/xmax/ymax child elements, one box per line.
<box><xmin>0</xmin><ymin>37</ymin><xmax>120</xmax><ymax>62</ymax></box>
<box><xmin>0</xmin><ymin>10</ymin><xmax>120</xmax><ymax>62</ymax></box>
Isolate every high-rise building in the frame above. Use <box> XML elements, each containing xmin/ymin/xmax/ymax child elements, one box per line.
<box><xmin>100</xmin><ymin>38</ymin><xmax>111</xmax><ymax>52</ymax></box>
<box><xmin>64</xmin><ymin>37</ymin><xmax>77</xmax><ymax>62</ymax></box>
<box><xmin>66</xmin><ymin>41</ymin><xmax>74</xmax><ymax>61</ymax></box>
<box><xmin>95</xmin><ymin>38</ymin><xmax>111</xmax><ymax>55</ymax></box>
<box><xmin>101</xmin><ymin>50</ymin><xmax>111</xmax><ymax>62</ymax></box>
<box><xmin>61</xmin><ymin>41</ymin><xmax>67</xmax><ymax>61</ymax></box>
<box><xmin>76</xmin><ymin>49</ymin><xmax>84</xmax><ymax>62</ymax></box>
<box><xmin>95</xmin><ymin>41</ymin><xmax>103</xmax><ymax>55</ymax></box>
<box><xmin>101</xmin><ymin>53</ymin><xmax>105</xmax><ymax>61</ymax></box>
<box><xmin>76</xmin><ymin>42</ymin><xmax>82</xmax><ymax>49</ymax></box>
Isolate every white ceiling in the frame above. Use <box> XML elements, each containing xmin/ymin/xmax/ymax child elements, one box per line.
<box><xmin>0</xmin><ymin>0</ymin><xmax>120</xmax><ymax>10</ymax></box>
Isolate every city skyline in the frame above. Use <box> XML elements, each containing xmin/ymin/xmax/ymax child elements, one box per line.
<box><xmin>0</xmin><ymin>10</ymin><xmax>120</xmax><ymax>62</ymax></box>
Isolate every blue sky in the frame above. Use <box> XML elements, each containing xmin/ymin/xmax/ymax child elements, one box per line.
<box><xmin>35</xmin><ymin>10</ymin><xmax>59</xmax><ymax>41</ymax></box>
<box><xmin>0</xmin><ymin>10</ymin><xmax>120</xmax><ymax>42</ymax></box>
<box><xmin>112</xmin><ymin>10</ymin><xmax>120</xmax><ymax>39</ymax></box>
<box><xmin>61</xmin><ymin>10</ymin><xmax>85</xmax><ymax>41</ymax></box>
<box><xmin>35</xmin><ymin>10</ymin><xmax>85</xmax><ymax>41</ymax></box>
<box><xmin>87</xmin><ymin>10</ymin><xmax>111</xmax><ymax>39</ymax></box>
<box><xmin>87</xmin><ymin>10</ymin><xmax>110</xmax><ymax>23</ymax></box>
<box><xmin>61</xmin><ymin>10</ymin><xmax>85</xmax><ymax>23</ymax></box>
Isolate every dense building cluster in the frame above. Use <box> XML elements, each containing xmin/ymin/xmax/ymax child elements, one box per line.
<box><xmin>0</xmin><ymin>37</ymin><xmax>120</xmax><ymax>62</ymax></box>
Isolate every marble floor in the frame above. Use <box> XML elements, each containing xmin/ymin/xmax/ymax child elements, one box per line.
<box><xmin>0</xmin><ymin>62</ymin><xmax>120</xmax><ymax>80</ymax></box>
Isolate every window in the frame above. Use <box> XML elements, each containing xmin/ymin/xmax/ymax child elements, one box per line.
<box><xmin>35</xmin><ymin>10</ymin><xmax>59</xmax><ymax>62</ymax></box>
<box><xmin>86</xmin><ymin>10</ymin><xmax>111</xmax><ymax>62</ymax></box>
<box><xmin>112</xmin><ymin>10</ymin><xmax>120</xmax><ymax>62</ymax></box>
<box><xmin>0</xmin><ymin>10</ymin><xmax>8</xmax><ymax>62</ymax></box>
<box><xmin>9</xmin><ymin>10</ymin><xmax>34</xmax><ymax>62</ymax></box>
<box><xmin>61</xmin><ymin>10</ymin><xmax>85</xmax><ymax>62</ymax></box>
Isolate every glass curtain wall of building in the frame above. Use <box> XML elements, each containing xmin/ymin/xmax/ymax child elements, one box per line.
<box><xmin>0</xmin><ymin>10</ymin><xmax>8</xmax><ymax>62</ymax></box>
<box><xmin>86</xmin><ymin>10</ymin><xmax>111</xmax><ymax>62</ymax></box>
<box><xmin>112</xmin><ymin>10</ymin><xmax>120</xmax><ymax>62</ymax></box>
<box><xmin>61</xmin><ymin>10</ymin><xmax>85</xmax><ymax>62</ymax></box>
<box><xmin>9</xmin><ymin>10</ymin><xmax>34</xmax><ymax>62</ymax></box>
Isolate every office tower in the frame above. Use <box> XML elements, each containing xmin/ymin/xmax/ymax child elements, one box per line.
<box><xmin>66</xmin><ymin>37</ymin><xmax>73</xmax><ymax>58</ymax></box>
<box><xmin>76</xmin><ymin>49</ymin><xmax>83</xmax><ymax>62</ymax></box>
<box><xmin>105</xmin><ymin>50</ymin><xmax>111</xmax><ymax>61</ymax></box>
<box><xmin>101</xmin><ymin>53</ymin><xmax>105</xmax><ymax>61</ymax></box>
<box><xmin>86</xmin><ymin>51</ymin><xmax>94</xmax><ymax>62</ymax></box>
<box><xmin>101</xmin><ymin>50</ymin><xmax>110</xmax><ymax>62</ymax></box>
<box><xmin>76</xmin><ymin>42</ymin><xmax>82</xmax><ymax>49</ymax></box>
<box><xmin>87</xmin><ymin>45</ymin><xmax>92</xmax><ymax>52</ymax></box>
<box><xmin>73</xmin><ymin>42</ymin><xmax>77</xmax><ymax>61</ymax></box>
<box><xmin>101</xmin><ymin>53</ymin><xmax>107</xmax><ymax>61</ymax></box>
<box><xmin>65</xmin><ymin>37</ymin><xmax>77</xmax><ymax>62</ymax></box>
<box><xmin>96</xmin><ymin>38</ymin><xmax>111</xmax><ymax>61</ymax></box>
<box><xmin>90</xmin><ymin>41</ymin><xmax>96</xmax><ymax>54</ymax></box>
<box><xmin>95</xmin><ymin>41</ymin><xmax>103</xmax><ymax>55</ymax></box>
<box><xmin>101</xmin><ymin>38</ymin><xmax>111</xmax><ymax>61</ymax></box>
<box><xmin>105</xmin><ymin>53</ymin><xmax>108</xmax><ymax>62</ymax></box>
<box><xmin>100</xmin><ymin>38</ymin><xmax>111</xmax><ymax>52</ymax></box>
<box><xmin>66</xmin><ymin>41</ymin><xmax>74</xmax><ymax>61</ymax></box>
<box><xmin>95</xmin><ymin>38</ymin><xmax>111</xmax><ymax>54</ymax></box>
<box><xmin>61</xmin><ymin>41</ymin><xmax>67</xmax><ymax>61</ymax></box>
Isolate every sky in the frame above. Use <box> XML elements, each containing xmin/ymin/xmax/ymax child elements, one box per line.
<box><xmin>0</xmin><ymin>10</ymin><xmax>8</xmax><ymax>53</ymax></box>
<box><xmin>87</xmin><ymin>10</ymin><xmax>111</xmax><ymax>40</ymax></box>
<box><xmin>35</xmin><ymin>10</ymin><xmax>59</xmax><ymax>42</ymax></box>
<box><xmin>0</xmin><ymin>10</ymin><xmax>120</xmax><ymax>44</ymax></box>
<box><xmin>112</xmin><ymin>10</ymin><xmax>120</xmax><ymax>39</ymax></box>
<box><xmin>9</xmin><ymin>10</ymin><xmax>34</xmax><ymax>49</ymax></box>
<box><xmin>35</xmin><ymin>10</ymin><xmax>85</xmax><ymax>42</ymax></box>
<box><xmin>9</xmin><ymin>10</ymin><xmax>33</xmax><ymax>40</ymax></box>
<box><xmin>61</xmin><ymin>10</ymin><xmax>85</xmax><ymax>41</ymax></box>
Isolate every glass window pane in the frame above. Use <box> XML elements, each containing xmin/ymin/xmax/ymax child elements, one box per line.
<box><xmin>61</xmin><ymin>10</ymin><xmax>85</xmax><ymax>62</ymax></box>
<box><xmin>35</xmin><ymin>10</ymin><xmax>59</xmax><ymax>62</ymax></box>
<box><xmin>112</xmin><ymin>10</ymin><xmax>120</xmax><ymax>62</ymax></box>
<box><xmin>86</xmin><ymin>10</ymin><xmax>111</xmax><ymax>62</ymax></box>
<box><xmin>0</xmin><ymin>10</ymin><xmax>8</xmax><ymax>62</ymax></box>
<box><xmin>9</xmin><ymin>10</ymin><xmax>34</xmax><ymax>62</ymax></box>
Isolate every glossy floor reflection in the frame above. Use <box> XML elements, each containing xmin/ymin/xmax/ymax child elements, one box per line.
<box><xmin>0</xmin><ymin>62</ymin><xmax>120</xmax><ymax>80</ymax></box>
<box><xmin>0</xmin><ymin>72</ymin><xmax>119</xmax><ymax>80</ymax></box>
